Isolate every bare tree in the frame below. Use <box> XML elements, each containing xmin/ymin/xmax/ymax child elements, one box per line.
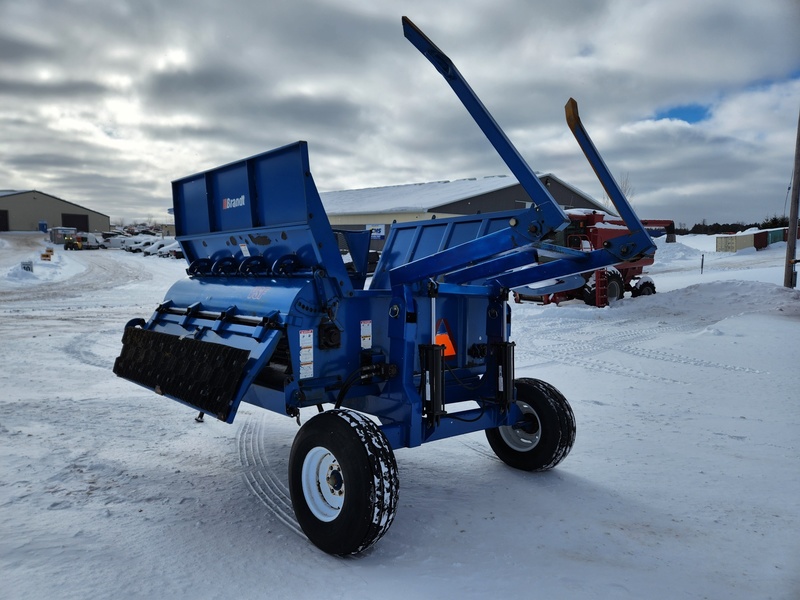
<box><xmin>618</xmin><ymin>171</ymin><xmax>635</xmax><ymax>200</ymax></box>
<box><xmin>602</xmin><ymin>172</ymin><xmax>635</xmax><ymax>210</ymax></box>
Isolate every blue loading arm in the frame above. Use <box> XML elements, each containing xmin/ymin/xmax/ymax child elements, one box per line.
<box><xmin>402</xmin><ymin>17</ymin><xmax>568</xmax><ymax>238</ymax></box>
<box><xmin>390</xmin><ymin>17</ymin><xmax>570</xmax><ymax>288</ymax></box>
<box><xmin>394</xmin><ymin>17</ymin><xmax>655</xmax><ymax>289</ymax></box>
<box><xmin>564</xmin><ymin>99</ymin><xmax>655</xmax><ymax>261</ymax></box>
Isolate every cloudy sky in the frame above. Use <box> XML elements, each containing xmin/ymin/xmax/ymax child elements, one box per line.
<box><xmin>2</xmin><ymin>0</ymin><xmax>799</xmax><ymax>228</ymax></box>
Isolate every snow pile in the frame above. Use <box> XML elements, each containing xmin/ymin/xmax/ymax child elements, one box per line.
<box><xmin>0</xmin><ymin>232</ymin><xmax>798</xmax><ymax>600</ymax></box>
<box><xmin>4</xmin><ymin>250</ymin><xmax>86</xmax><ymax>285</ymax></box>
<box><xmin>651</xmin><ymin>237</ymin><xmax>705</xmax><ymax>263</ymax></box>
<box><xmin>1</xmin><ymin>234</ymin><xmax>87</xmax><ymax>286</ymax></box>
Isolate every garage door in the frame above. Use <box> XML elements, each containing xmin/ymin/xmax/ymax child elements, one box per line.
<box><xmin>62</xmin><ymin>213</ymin><xmax>89</xmax><ymax>231</ymax></box>
<box><xmin>0</xmin><ymin>210</ymin><xmax>8</xmax><ymax>231</ymax></box>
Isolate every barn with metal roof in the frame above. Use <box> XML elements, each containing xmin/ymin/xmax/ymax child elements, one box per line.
<box><xmin>320</xmin><ymin>172</ymin><xmax>610</xmax><ymax>249</ymax></box>
<box><xmin>0</xmin><ymin>190</ymin><xmax>110</xmax><ymax>232</ymax></box>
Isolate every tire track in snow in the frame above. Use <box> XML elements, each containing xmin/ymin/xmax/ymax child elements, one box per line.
<box><xmin>514</xmin><ymin>318</ymin><xmax>758</xmax><ymax>382</ymax></box>
<box><xmin>458</xmin><ymin>438</ymin><xmax>501</xmax><ymax>462</ymax></box>
<box><xmin>236</xmin><ymin>413</ymin><xmax>303</xmax><ymax>537</ymax></box>
<box><xmin>536</xmin><ymin>351</ymin><xmax>686</xmax><ymax>385</ymax></box>
<box><xmin>515</xmin><ymin>327</ymin><xmax>688</xmax><ymax>384</ymax></box>
<box><xmin>63</xmin><ymin>329</ymin><xmax>120</xmax><ymax>370</ymax></box>
<box><xmin>617</xmin><ymin>346</ymin><xmax>763</xmax><ymax>374</ymax></box>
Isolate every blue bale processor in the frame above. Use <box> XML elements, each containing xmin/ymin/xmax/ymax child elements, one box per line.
<box><xmin>114</xmin><ymin>17</ymin><xmax>655</xmax><ymax>555</ymax></box>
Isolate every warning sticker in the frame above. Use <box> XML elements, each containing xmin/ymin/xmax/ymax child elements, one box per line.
<box><xmin>299</xmin><ymin>329</ymin><xmax>314</xmax><ymax>379</ymax></box>
<box><xmin>360</xmin><ymin>320</ymin><xmax>372</xmax><ymax>349</ymax></box>
<box><xmin>435</xmin><ymin>318</ymin><xmax>456</xmax><ymax>357</ymax></box>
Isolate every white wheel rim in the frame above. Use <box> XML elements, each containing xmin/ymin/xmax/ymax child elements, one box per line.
<box><xmin>301</xmin><ymin>446</ymin><xmax>344</xmax><ymax>522</ymax></box>
<box><xmin>499</xmin><ymin>402</ymin><xmax>541</xmax><ymax>452</ymax></box>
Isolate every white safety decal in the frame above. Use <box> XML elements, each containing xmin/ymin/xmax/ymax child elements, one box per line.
<box><xmin>360</xmin><ymin>320</ymin><xmax>372</xmax><ymax>349</ymax></box>
<box><xmin>299</xmin><ymin>329</ymin><xmax>314</xmax><ymax>379</ymax></box>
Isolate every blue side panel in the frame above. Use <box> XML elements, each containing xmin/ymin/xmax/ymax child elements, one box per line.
<box><xmin>251</xmin><ymin>146</ymin><xmax>309</xmax><ymax>228</ymax></box>
<box><xmin>371</xmin><ymin>211</ymin><xmax>523</xmax><ymax>289</ymax></box>
<box><xmin>446</xmin><ymin>220</ymin><xmax>482</xmax><ymax>247</ymax></box>
<box><xmin>170</xmin><ymin>141</ymin><xmax>355</xmax><ymax>298</ymax></box>
<box><xmin>173</xmin><ymin>176</ymin><xmax>211</xmax><ymax>236</ymax></box>
<box><xmin>412</xmin><ymin>223</ymin><xmax>449</xmax><ymax>260</ymax></box>
<box><xmin>209</xmin><ymin>163</ymin><xmax>254</xmax><ymax>232</ymax></box>
<box><xmin>381</xmin><ymin>227</ymin><xmax>416</xmax><ymax>270</ymax></box>
<box><xmin>172</xmin><ymin>141</ymin><xmax>313</xmax><ymax>237</ymax></box>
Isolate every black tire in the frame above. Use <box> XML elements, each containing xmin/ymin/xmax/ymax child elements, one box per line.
<box><xmin>583</xmin><ymin>270</ymin><xmax>624</xmax><ymax>306</ymax></box>
<box><xmin>289</xmin><ymin>409</ymin><xmax>399</xmax><ymax>555</ymax></box>
<box><xmin>485</xmin><ymin>378</ymin><xmax>576</xmax><ymax>471</ymax></box>
<box><xmin>582</xmin><ymin>280</ymin><xmax>597</xmax><ymax>306</ymax></box>
<box><xmin>632</xmin><ymin>281</ymin><xmax>656</xmax><ymax>297</ymax></box>
<box><xmin>606</xmin><ymin>271</ymin><xmax>625</xmax><ymax>303</ymax></box>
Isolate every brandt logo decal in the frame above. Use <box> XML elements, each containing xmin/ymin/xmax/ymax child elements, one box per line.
<box><xmin>222</xmin><ymin>195</ymin><xmax>246</xmax><ymax>210</ymax></box>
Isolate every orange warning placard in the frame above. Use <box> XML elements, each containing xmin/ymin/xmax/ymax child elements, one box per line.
<box><xmin>434</xmin><ymin>318</ymin><xmax>456</xmax><ymax>357</ymax></box>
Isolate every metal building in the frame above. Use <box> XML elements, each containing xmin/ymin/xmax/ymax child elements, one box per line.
<box><xmin>321</xmin><ymin>173</ymin><xmax>610</xmax><ymax>250</ymax></box>
<box><xmin>0</xmin><ymin>190</ymin><xmax>111</xmax><ymax>232</ymax></box>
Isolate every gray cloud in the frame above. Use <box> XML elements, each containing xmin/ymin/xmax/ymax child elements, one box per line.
<box><xmin>0</xmin><ymin>32</ymin><xmax>54</xmax><ymax>62</ymax></box>
<box><xmin>0</xmin><ymin>77</ymin><xmax>108</xmax><ymax>98</ymax></box>
<box><xmin>0</xmin><ymin>0</ymin><xmax>798</xmax><ymax>227</ymax></box>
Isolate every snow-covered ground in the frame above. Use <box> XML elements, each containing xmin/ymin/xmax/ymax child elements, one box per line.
<box><xmin>1</xmin><ymin>232</ymin><xmax>798</xmax><ymax>599</ymax></box>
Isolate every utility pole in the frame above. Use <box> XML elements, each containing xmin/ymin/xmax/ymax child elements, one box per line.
<box><xmin>785</xmin><ymin>106</ymin><xmax>800</xmax><ymax>288</ymax></box>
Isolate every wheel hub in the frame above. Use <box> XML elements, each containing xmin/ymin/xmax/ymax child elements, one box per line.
<box><xmin>514</xmin><ymin>413</ymin><xmax>541</xmax><ymax>436</ymax></box>
<box><xmin>326</xmin><ymin>465</ymin><xmax>344</xmax><ymax>495</ymax></box>
<box><xmin>499</xmin><ymin>402</ymin><xmax>542</xmax><ymax>452</ymax></box>
<box><xmin>301</xmin><ymin>446</ymin><xmax>345</xmax><ymax>522</ymax></box>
